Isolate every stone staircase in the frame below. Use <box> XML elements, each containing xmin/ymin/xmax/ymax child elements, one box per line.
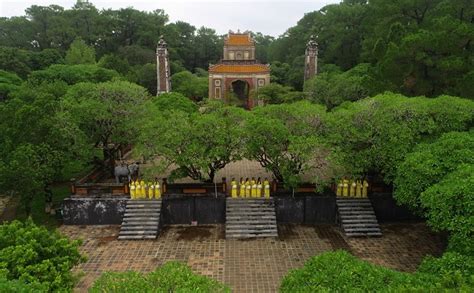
<box><xmin>225</xmin><ymin>198</ymin><xmax>278</xmax><ymax>239</ymax></box>
<box><xmin>118</xmin><ymin>199</ymin><xmax>162</xmax><ymax>240</ymax></box>
<box><xmin>336</xmin><ymin>198</ymin><xmax>382</xmax><ymax>237</ymax></box>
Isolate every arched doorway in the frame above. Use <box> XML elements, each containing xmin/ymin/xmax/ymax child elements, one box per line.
<box><xmin>231</xmin><ymin>80</ymin><xmax>249</xmax><ymax>109</ymax></box>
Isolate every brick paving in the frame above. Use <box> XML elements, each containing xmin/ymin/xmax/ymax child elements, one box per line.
<box><xmin>59</xmin><ymin>223</ymin><xmax>445</xmax><ymax>292</ymax></box>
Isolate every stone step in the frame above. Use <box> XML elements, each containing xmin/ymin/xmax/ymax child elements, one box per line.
<box><xmin>337</xmin><ymin>197</ymin><xmax>382</xmax><ymax>238</ymax></box>
<box><xmin>122</xmin><ymin>219</ymin><xmax>159</xmax><ymax>227</ymax></box>
<box><xmin>226</xmin><ymin>233</ymin><xmax>278</xmax><ymax>239</ymax></box>
<box><xmin>120</xmin><ymin>199</ymin><xmax>162</xmax><ymax>241</ymax></box>
<box><xmin>127</xmin><ymin>203</ymin><xmax>162</xmax><ymax>207</ymax></box>
<box><xmin>227</xmin><ymin>204</ymin><xmax>273</xmax><ymax>208</ymax></box>
<box><xmin>340</xmin><ymin>214</ymin><xmax>376</xmax><ymax>218</ymax></box>
<box><xmin>122</xmin><ymin>219</ymin><xmax>159</xmax><ymax>224</ymax></box>
<box><xmin>226</xmin><ymin>216</ymin><xmax>276</xmax><ymax>221</ymax></box>
<box><xmin>226</xmin><ymin>220</ymin><xmax>277</xmax><ymax>225</ymax></box>
<box><xmin>118</xmin><ymin>235</ymin><xmax>157</xmax><ymax>240</ymax></box>
<box><xmin>123</xmin><ymin>212</ymin><xmax>160</xmax><ymax>218</ymax></box>
<box><xmin>119</xmin><ymin>230</ymin><xmax>158</xmax><ymax>235</ymax></box>
<box><xmin>341</xmin><ymin>217</ymin><xmax>378</xmax><ymax>224</ymax></box>
<box><xmin>337</xmin><ymin>202</ymin><xmax>372</xmax><ymax>206</ymax></box>
<box><xmin>227</xmin><ymin>205</ymin><xmax>274</xmax><ymax>209</ymax></box>
<box><xmin>336</xmin><ymin>199</ymin><xmax>371</xmax><ymax>204</ymax></box>
<box><xmin>120</xmin><ymin>225</ymin><xmax>158</xmax><ymax>230</ymax></box>
<box><xmin>346</xmin><ymin>232</ymin><xmax>382</xmax><ymax>237</ymax></box>
<box><xmin>342</xmin><ymin>222</ymin><xmax>379</xmax><ymax>227</ymax></box>
<box><xmin>344</xmin><ymin>227</ymin><xmax>381</xmax><ymax>232</ymax></box>
<box><xmin>226</xmin><ymin>224</ymin><xmax>277</xmax><ymax>230</ymax></box>
<box><xmin>227</xmin><ymin>207</ymin><xmax>275</xmax><ymax>211</ymax></box>
<box><xmin>227</xmin><ymin>200</ymin><xmax>274</xmax><ymax>204</ymax></box>
<box><xmin>126</xmin><ymin>208</ymin><xmax>160</xmax><ymax>213</ymax></box>
<box><xmin>226</xmin><ymin>228</ymin><xmax>278</xmax><ymax>233</ymax></box>
<box><xmin>338</xmin><ymin>206</ymin><xmax>373</xmax><ymax>210</ymax></box>
<box><xmin>339</xmin><ymin>210</ymin><xmax>375</xmax><ymax>215</ymax></box>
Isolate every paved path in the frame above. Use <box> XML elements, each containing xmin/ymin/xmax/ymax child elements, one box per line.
<box><xmin>59</xmin><ymin>223</ymin><xmax>445</xmax><ymax>292</ymax></box>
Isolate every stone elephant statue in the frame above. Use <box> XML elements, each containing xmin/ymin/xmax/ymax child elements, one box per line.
<box><xmin>114</xmin><ymin>162</ymin><xmax>140</xmax><ymax>183</ymax></box>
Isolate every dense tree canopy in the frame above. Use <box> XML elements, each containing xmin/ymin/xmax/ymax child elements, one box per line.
<box><xmin>135</xmin><ymin>100</ymin><xmax>247</xmax><ymax>182</ymax></box>
<box><xmin>1</xmin><ymin>0</ymin><xmax>472</xmax><ymax>99</ymax></box>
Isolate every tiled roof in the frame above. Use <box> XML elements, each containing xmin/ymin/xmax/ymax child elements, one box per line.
<box><xmin>225</xmin><ymin>34</ymin><xmax>253</xmax><ymax>46</ymax></box>
<box><xmin>209</xmin><ymin>64</ymin><xmax>270</xmax><ymax>73</ymax></box>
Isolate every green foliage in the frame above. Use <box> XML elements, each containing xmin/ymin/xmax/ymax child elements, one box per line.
<box><xmin>394</xmin><ymin>132</ymin><xmax>474</xmax><ymax>213</ymax></box>
<box><xmin>270</xmin><ymin>61</ymin><xmax>291</xmax><ymax>85</ymax></box>
<box><xmin>65</xmin><ymin>38</ymin><xmax>96</xmax><ymax>65</ymax></box>
<box><xmin>60</xmin><ymin>80</ymin><xmax>149</xmax><ymax>163</ymax></box>
<box><xmin>0</xmin><ymin>277</ymin><xmax>47</xmax><ymax>292</ymax></box>
<box><xmin>90</xmin><ymin>261</ymin><xmax>229</xmax><ymax>292</ymax></box>
<box><xmin>419</xmin><ymin>252</ymin><xmax>474</xmax><ymax>280</ymax></box>
<box><xmin>151</xmin><ymin>92</ymin><xmax>198</xmax><ymax>113</ymax></box>
<box><xmin>98</xmin><ymin>54</ymin><xmax>130</xmax><ymax>75</ymax></box>
<box><xmin>0</xmin><ymin>144</ymin><xmax>60</xmax><ymax>216</ymax></box>
<box><xmin>329</xmin><ymin>94</ymin><xmax>474</xmax><ymax>182</ymax></box>
<box><xmin>245</xmin><ymin>101</ymin><xmax>337</xmax><ymax>188</ymax></box>
<box><xmin>28</xmin><ymin>64</ymin><xmax>119</xmax><ymax>85</ymax></box>
<box><xmin>170</xmin><ymin>71</ymin><xmax>208</xmax><ymax>100</ymax></box>
<box><xmin>394</xmin><ymin>132</ymin><xmax>474</xmax><ymax>256</ymax></box>
<box><xmin>0</xmin><ymin>220</ymin><xmax>84</xmax><ymax>291</ymax></box>
<box><xmin>0</xmin><ymin>47</ymin><xmax>31</xmax><ymax>78</ymax></box>
<box><xmin>256</xmin><ymin>83</ymin><xmax>296</xmax><ymax>105</ymax></box>
<box><xmin>0</xmin><ymin>70</ymin><xmax>22</xmax><ymax>100</ymax></box>
<box><xmin>420</xmin><ymin>164</ymin><xmax>474</xmax><ymax>248</ymax></box>
<box><xmin>136</xmin><ymin>102</ymin><xmax>246</xmax><ymax>182</ymax></box>
<box><xmin>280</xmin><ymin>250</ymin><xmax>472</xmax><ymax>292</ymax></box>
<box><xmin>127</xmin><ymin>63</ymin><xmax>157</xmax><ymax>95</ymax></box>
<box><xmin>304</xmin><ymin>63</ymin><xmax>376</xmax><ymax>109</ymax></box>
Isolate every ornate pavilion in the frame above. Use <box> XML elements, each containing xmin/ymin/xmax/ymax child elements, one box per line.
<box><xmin>208</xmin><ymin>31</ymin><xmax>270</xmax><ymax>109</ymax></box>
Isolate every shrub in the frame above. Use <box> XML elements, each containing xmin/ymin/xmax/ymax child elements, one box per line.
<box><xmin>279</xmin><ymin>250</ymin><xmax>472</xmax><ymax>292</ymax></box>
<box><xmin>329</xmin><ymin>94</ymin><xmax>474</xmax><ymax>183</ymax></box>
<box><xmin>0</xmin><ymin>220</ymin><xmax>85</xmax><ymax>291</ymax></box>
<box><xmin>90</xmin><ymin>261</ymin><xmax>230</xmax><ymax>292</ymax></box>
<box><xmin>394</xmin><ymin>131</ymin><xmax>474</xmax><ymax>214</ymax></box>
<box><xmin>419</xmin><ymin>252</ymin><xmax>474</xmax><ymax>280</ymax></box>
<box><xmin>0</xmin><ymin>277</ymin><xmax>47</xmax><ymax>292</ymax></box>
<box><xmin>420</xmin><ymin>164</ymin><xmax>474</xmax><ymax>255</ymax></box>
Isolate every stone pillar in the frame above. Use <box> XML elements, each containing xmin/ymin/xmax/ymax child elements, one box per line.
<box><xmin>156</xmin><ymin>36</ymin><xmax>171</xmax><ymax>95</ymax></box>
<box><xmin>304</xmin><ymin>35</ymin><xmax>319</xmax><ymax>82</ymax></box>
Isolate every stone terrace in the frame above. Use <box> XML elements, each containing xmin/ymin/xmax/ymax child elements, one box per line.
<box><xmin>60</xmin><ymin>223</ymin><xmax>445</xmax><ymax>292</ymax></box>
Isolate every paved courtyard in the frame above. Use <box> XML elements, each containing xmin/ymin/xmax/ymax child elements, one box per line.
<box><xmin>60</xmin><ymin>223</ymin><xmax>445</xmax><ymax>292</ymax></box>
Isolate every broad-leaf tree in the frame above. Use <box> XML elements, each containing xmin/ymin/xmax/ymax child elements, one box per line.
<box><xmin>135</xmin><ymin>99</ymin><xmax>246</xmax><ymax>182</ymax></box>
<box><xmin>60</xmin><ymin>80</ymin><xmax>149</xmax><ymax>168</ymax></box>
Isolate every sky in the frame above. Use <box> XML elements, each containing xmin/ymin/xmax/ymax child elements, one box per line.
<box><xmin>0</xmin><ymin>0</ymin><xmax>340</xmax><ymax>37</ymax></box>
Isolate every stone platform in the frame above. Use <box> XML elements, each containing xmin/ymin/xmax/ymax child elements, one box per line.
<box><xmin>60</xmin><ymin>223</ymin><xmax>445</xmax><ymax>293</ymax></box>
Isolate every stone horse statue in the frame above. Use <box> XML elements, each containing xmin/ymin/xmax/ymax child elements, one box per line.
<box><xmin>114</xmin><ymin>162</ymin><xmax>140</xmax><ymax>183</ymax></box>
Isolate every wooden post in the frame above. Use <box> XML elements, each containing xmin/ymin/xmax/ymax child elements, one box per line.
<box><xmin>162</xmin><ymin>178</ymin><xmax>167</xmax><ymax>194</ymax></box>
<box><xmin>124</xmin><ymin>183</ymin><xmax>129</xmax><ymax>194</ymax></box>
<box><xmin>222</xmin><ymin>177</ymin><xmax>227</xmax><ymax>193</ymax></box>
<box><xmin>271</xmin><ymin>179</ymin><xmax>277</xmax><ymax>193</ymax></box>
<box><xmin>70</xmin><ymin>178</ymin><xmax>76</xmax><ymax>195</ymax></box>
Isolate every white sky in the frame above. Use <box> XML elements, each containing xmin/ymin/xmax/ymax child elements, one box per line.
<box><xmin>0</xmin><ymin>0</ymin><xmax>340</xmax><ymax>37</ymax></box>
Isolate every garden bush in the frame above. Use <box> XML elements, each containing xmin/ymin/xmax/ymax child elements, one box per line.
<box><xmin>394</xmin><ymin>131</ymin><xmax>474</xmax><ymax>213</ymax></box>
<box><xmin>280</xmin><ymin>250</ymin><xmax>473</xmax><ymax>292</ymax></box>
<box><xmin>90</xmin><ymin>261</ymin><xmax>229</xmax><ymax>292</ymax></box>
<box><xmin>329</xmin><ymin>94</ymin><xmax>474</xmax><ymax>183</ymax></box>
<box><xmin>0</xmin><ymin>220</ymin><xmax>84</xmax><ymax>291</ymax></box>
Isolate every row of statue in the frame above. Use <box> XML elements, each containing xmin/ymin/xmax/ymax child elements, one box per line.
<box><xmin>230</xmin><ymin>177</ymin><xmax>271</xmax><ymax>198</ymax></box>
<box><xmin>129</xmin><ymin>180</ymin><xmax>161</xmax><ymax>199</ymax></box>
<box><xmin>336</xmin><ymin>179</ymin><xmax>369</xmax><ymax>197</ymax></box>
